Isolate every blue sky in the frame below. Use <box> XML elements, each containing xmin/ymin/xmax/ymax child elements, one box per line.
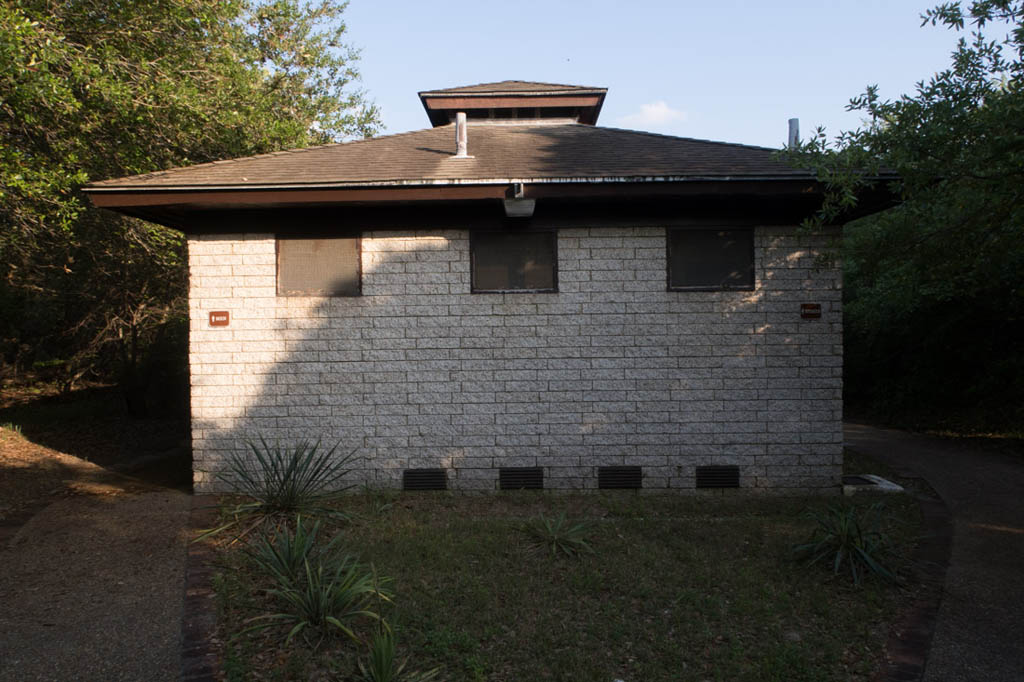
<box><xmin>344</xmin><ymin>0</ymin><xmax>964</xmax><ymax>148</ymax></box>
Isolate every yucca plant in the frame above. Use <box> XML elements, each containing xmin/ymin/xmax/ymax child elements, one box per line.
<box><xmin>202</xmin><ymin>437</ymin><xmax>356</xmax><ymax>539</ymax></box>
<box><xmin>246</xmin><ymin>515</ymin><xmax>334</xmax><ymax>587</ymax></box>
<box><xmin>792</xmin><ymin>501</ymin><xmax>898</xmax><ymax>586</ymax></box>
<box><xmin>522</xmin><ymin>512</ymin><xmax>596</xmax><ymax>559</ymax></box>
<box><xmin>358</xmin><ymin>626</ymin><xmax>441</xmax><ymax>682</ymax></box>
<box><xmin>244</xmin><ymin>554</ymin><xmax>391</xmax><ymax>646</ymax></box>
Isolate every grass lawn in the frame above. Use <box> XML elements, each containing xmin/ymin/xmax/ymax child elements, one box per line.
<box><xmin>212</xmin><ymin>486</ymin><xmax>920</xmax><ymax>682</ymax></box>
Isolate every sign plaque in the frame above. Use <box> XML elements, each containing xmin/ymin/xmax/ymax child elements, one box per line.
<box><xmin>209</xmin><ymin>311</ymin><xmax>230</xmax><ymax>327</ymax></box>
<box><xmin>800</xmin><ymin>304</ymin><xmax>822</xmax><ymax>320</ymax></box>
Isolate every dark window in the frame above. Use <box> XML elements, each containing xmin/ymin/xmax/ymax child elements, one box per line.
<box><xmin>471</xmin><ymin>231</ymin><xmax>557</xmax><ymax>293</ymax></box>
<box><xmin>277</xmin><ymin>237</ymin><xmax>360</xmax><ymax>296</ymax></box>
<box><xmin>667</xmin><ymin>228</ymin><xmax>754</xmax><ymax>290</ymax></box>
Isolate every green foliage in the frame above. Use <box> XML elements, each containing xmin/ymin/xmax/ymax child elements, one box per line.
<box><xmin>207</xmin><ymin>437</ymin><xmax>356</xmax><ymax>538</ymax></box>
<box><xmin>521</xmin><ymin>512</ymin><xmax>596</xmax><ymax>558</ymax></box>
<box><xmin>0</xmin><ymin>0</ymin><xmax>380</xmax><ymax>392</ymax></box>
<box><xmin>792</xmin><ymin>502</ymin><xmax>898</xmax><ymax>586</ymax></box>
<box><xmin>244</xmin><ymin>553</ymin><xmax>390</xmax><ymax>646</ymax></box>
<box><xmin>359</xmin><ymin>627</ymin><xmax>442</xmax><ymax>682</ymax></box>
<box><xmin>786</xmin><ymin>1</ymin><xmax>1024</xmax><ymax>430</ymax></box>
<box><xmin>246</xmin><ymin>515</ymin><xmax>333</xmax><ymax>587</ymax></box>
<box><xmin>1</xmin><ymin>422</ymin><xmax>22</xmax><ymax>435</ymax></box>
<box><xmin>216</xmin><ymin>494</ymin><xmax>922</xmax><ymax>680</ymax></box>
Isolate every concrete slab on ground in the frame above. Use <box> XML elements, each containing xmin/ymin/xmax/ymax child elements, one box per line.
<box><xmin>0</xmin><ymin>490</ymin><xmax>190</xmax><ymax>682</ymax></box>
<box><xmin>845</xmin><ymin>422</ymin><xmax>1024</xmax><ymax>682</ymax></box>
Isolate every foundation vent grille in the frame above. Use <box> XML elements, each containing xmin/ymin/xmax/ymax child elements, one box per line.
<box><xmin>499</xmin><ymin>467</ymin><xmax>544</xmax><ymax>490</ymax></box>
<box><xmin>695</xmin><ymin>465</ymin><xmax>740</xmax><ymax>489</ymax></box>
<box><xmin>598</xmin><ymin>466</ymin><xmax>642</xmax><ymax>490</ymax></box>
<box><xmin>402</xmin><ymin>468</ymin><xmax>447</xmax><ymax>491</ymax></box>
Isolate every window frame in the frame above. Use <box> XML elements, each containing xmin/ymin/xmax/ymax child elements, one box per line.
<box><xmin>275</xmin><ymin>233</ymin><xmax>363</xmax><ymax>297</ymax></box>
<box><xmin>665</xmin><ymin>227</ymin><xmax>755</xmax><ymax>292</ymax></box>
<box><xmin>470</xmin><ymin>229</ymin><xmax>558</xmax><ymax>294</ymax></box>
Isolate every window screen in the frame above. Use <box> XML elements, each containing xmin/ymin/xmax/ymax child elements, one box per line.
<box><xmin>668</xmin><ymin>228</ymin><xmax>754</xmax><ymax>290</ymax></box>
<box><xmin>471</xmin><ymin>231</ymin><xmax>556</xmax><ymax>293</ymax></box>
<box><xmin>277</xmin><ymin>237</ymin><xmax>360</xmax><ymax>296</ymax></box>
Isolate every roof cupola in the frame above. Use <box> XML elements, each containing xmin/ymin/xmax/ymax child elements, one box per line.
<box><xmin>418</xmin><ymin>80</ymin><xmax>607</xmax><ymax>127</ymax></box>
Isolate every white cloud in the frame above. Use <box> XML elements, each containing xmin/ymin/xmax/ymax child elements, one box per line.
<box><xmin>618</xmin><ymin>101</ymin><xmax>689</xmax><ymax>130</ymax></box>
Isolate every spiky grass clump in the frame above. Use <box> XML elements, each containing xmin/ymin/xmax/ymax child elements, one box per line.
<box><xmin>792</xmin><ymin>501</ymin><xmax>898</xmax><ymax>586</ymax></box>
<box><xmin>522</xmin><ymin>512</ymin><xmax>596</xmax><ymax>559</ymax></box>
<box><xmin>359</xmin><ymin>627</ymin><xmax>441</xmax><ymax>682</ymax></box>
<box><xmin>205</xmin><ymin>437</ymin><xmax>356</xmax><ymax>538</ymax></box>
<box><xmin>245</xmin><ymin>553</ymin><xmax>390</xmax><ymax>647</ymax></box>
<box><xmin>246</xmin><ymin>516</ymin><xmax>335</xmax><ymax>586</ymax></box>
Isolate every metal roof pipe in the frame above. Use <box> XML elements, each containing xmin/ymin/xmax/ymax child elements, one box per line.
<box><xmin>788</xmin><ymin>118</ymin><xmax>799</xmax><ymax>149</ymax></box>
<box><xmin>455</xmin><ymin>112</ymin><xmax>470</xmax><ymax>157</ymax></box>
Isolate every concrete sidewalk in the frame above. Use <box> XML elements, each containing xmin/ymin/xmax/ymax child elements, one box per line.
<box><xmin>0</xmin><ymin>489</ymin><xmax>190</xmax><ymax>681</ymax></box>
<box><xmin>845</xmin><ymin>422</ymin><xmax>1024</xmax><ymax>682</ymax></box>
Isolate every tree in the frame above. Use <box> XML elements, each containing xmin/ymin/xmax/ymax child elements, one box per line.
<box><xmin>788</xmin><ymin>1</ymin><xmax>1024</xmax><ymax>429</ymax></box>
<box><xmin>0</xmin><ymin>0</ymin><xmax>380</xmax><ymax>409</ymax></box>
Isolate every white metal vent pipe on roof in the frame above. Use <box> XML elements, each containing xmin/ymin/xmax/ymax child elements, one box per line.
<box><xmin>788</xmin><ymin>118</ymin><xmax>800</xmax><ymax>149</ymax></box>
<box><xmin>454</xmin><ymin>112</ymin><xmax>470</xmax><ymax>157</ymax></box>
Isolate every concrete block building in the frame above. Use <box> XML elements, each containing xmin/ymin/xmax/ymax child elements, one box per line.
<box><xmin>86</xmin><ymin>81</ymin><xmax>862</xmax><ymax>493</ymax></box>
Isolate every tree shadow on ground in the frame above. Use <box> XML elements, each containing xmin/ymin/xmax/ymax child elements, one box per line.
<box><xmin>0</xmin><ymin>385</ymin><xmax>191</xmax><ymax>491</ymax></box>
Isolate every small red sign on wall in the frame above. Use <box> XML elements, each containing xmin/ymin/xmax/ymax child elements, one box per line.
<box><xmin>209</xmin><ymin>311</ymin><xmax>230</xmax><ymax>327</ymax></box>
<box><xmin>800</xmin><ymin>304</ymin><xmax>822</xmax><ymax>319</ymax></box>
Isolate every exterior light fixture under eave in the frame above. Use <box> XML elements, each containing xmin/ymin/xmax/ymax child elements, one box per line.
<box><xmin>503</xmin><ymin>182</ymin><xmax>535</xmax><ymax>217</ymax></box>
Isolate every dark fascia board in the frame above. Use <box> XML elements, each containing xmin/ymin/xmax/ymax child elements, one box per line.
<box><xmin>92</xmin><ymin>188</ymin><xmax>840</xmax><ymax>235</ymax></box>
<box><xmin>85</xmin><ymin>178</ymin><xmax>825</xmax><ymax>210</ymax></box>
<box><xmin>85</xmin><ymin>178</ymin><xmax>897</xmax><ymax>234</ymax></box>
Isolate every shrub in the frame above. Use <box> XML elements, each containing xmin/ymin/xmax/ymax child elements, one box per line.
<box><xmin>521</xmin><ymin>512</ymin><xmax>596</xmax><ymax>559</ymax></box>
<box><xmin>792</xmin><ymin>502</ymin><xmax>898</xmax><ymax>586</ymax></box>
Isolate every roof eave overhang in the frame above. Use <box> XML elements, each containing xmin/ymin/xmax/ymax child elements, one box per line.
<box><xmin>84</xmin><ymin>176</ymin><xmax>897</xmax><ymax>233</ymax></box>
<box><xmin>85</xmin><ymin>176</ymin><xmax>824</xmax><ymax>209</ymax></box>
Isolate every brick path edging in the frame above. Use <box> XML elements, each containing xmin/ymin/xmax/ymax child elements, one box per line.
<box><xmin>872</xmin><ymin>489</ymin><xmax>953</xmax><ymax>682</ymax></box>
<box><xmin>181</xmin><ymin>494</ymin><xmax>221</xmax><ymax>681</ymax></box>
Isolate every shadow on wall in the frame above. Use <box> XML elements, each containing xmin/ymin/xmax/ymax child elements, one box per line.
<box><xmin>190</xmin><ymin>222</ymin><xmax>842</xmax><ymax>494</ymax></box>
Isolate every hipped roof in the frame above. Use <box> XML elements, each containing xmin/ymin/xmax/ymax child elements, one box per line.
<box><xmin>83</xmin><ymin>78</ymin><xmax>889</xmax><ymax>231</ymax></box>
<box><xmin>86</xmin><ymin>123</ymin><xmax>808</xmax><ymax>191</ymax></box>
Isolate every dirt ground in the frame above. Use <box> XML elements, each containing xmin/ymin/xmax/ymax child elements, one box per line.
<box><xmin>0</xmin><ymin>386</ymin><xmax>193</xmax><ymax>682</ymax></box>
<box><xmin>0</xmin><ymin>426</ymin><xmax>154</xmax><ymax>526</ymax></box>
<box><xmin>0</xmin><ymin>382</ymin><xmax>191</xmax><ymax>508</ymax></box>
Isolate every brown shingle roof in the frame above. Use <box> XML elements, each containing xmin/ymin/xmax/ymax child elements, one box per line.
<box><xmin>87</xmin><ymin>123</ymin><xmax>807</xmax><ymax>190</ymax></box>
<box><xmin>418</xmin><ymin>80</ymin><xmax>606</xmax><ymax>96</ymax></box>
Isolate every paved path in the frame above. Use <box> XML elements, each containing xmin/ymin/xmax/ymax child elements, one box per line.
<box><xmin>844</xmin><ymin>422</ymin><xmax>1024</xmax><ymax>682</ymax></box>
<box><xmin>0</xmin><ymin>489</ymin><xmax>191</xmax><ymax>681</ymax></box>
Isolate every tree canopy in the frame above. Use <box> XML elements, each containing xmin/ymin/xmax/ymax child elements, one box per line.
<box><xmin>0</xmin><ymin>0</ymin><xmax>380</xmax><ymax>406</ymax></box>
<box><xmin>789</xmin><ymin>0</ymin><xmax>1024</xmax><ymax>430</ymax></box>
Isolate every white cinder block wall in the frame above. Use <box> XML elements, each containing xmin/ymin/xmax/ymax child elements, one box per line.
<box><xmin>187</xmin><ymin>226</ymin><xmax>842</xmax><ymax>493</ymax></box>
